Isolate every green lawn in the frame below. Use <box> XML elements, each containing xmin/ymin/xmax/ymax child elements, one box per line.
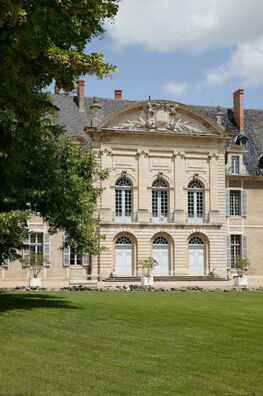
<box><xmin>0</xmin><ymin>291</ymin><xmax>262</xmax><ymax>396</ymax></box>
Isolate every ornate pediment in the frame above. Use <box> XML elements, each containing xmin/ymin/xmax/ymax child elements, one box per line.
<box><xmin>97</xmin><ymin>100</ymin><xmax>227</xmax><ymax>137</ymax></box>
<box><xmin>113</xmin><ymin>102</ymin><xmax>203</xmax><ymax>134</ymax></box>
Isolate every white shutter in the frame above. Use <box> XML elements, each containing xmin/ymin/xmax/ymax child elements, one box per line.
<box><xmin>82</xmin><ymin>254</ymin><xmax>90</xmax><ymax>266</ymax></box>
<box><xmin>225</xmin><ymin>190</ymin><xmax>230</xmax><ymax>216</ymax></box>
<box><xmin>43</xmin><ymin>232</ymin><xmax>50</xmax><ymax>263</ymax></box>
<box><xmin>241</xmin><ymin>190</ymin><xmax>248</xmax><ymax>217</ymax></box>
<box><xmin>226</xmin><ymin>235</ymin><xmax>231</xmax><ymax>269</ymax></box>
<box><xmin>22</xmin><ymin>234</ymin><xmax>30</xmax><ymax>260</ymax></box>
<box><xmin>242</xmin><ymin>235</ymin><xmax>248</xmax><ymax>260</ymax></box>
<box><xmin>63</xmin><ymin>233</ymin><xmax>70</xmax><ymax>266</ymax></box>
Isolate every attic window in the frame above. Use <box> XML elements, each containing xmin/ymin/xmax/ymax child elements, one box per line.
<box><xmin>231</xmin><ymin>156</ymin><xmax>240</xmax><ymax>175</ymax></box>
<box><xmin>235</xmin><ymin>134</ymin><xmax>248</xmax><ymax>149</ymax></box>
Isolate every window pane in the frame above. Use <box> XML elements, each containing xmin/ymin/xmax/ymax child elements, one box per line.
<box><xmin>125</xmin><ymin>189</ymin><xmax>132</xmax><ymax>215</ymax></box>
<box><xmin>152</xmin><ymin>190</ymin><xmax>158</xmax><ymax>216</ymax></box>
<box><xmin>231</xmin><ymin>156</ymin><xmax>240</xmax><ymax>174</ymax></box>
<box><xmin>161</xmin><ymin>190</ymin><xmax>168</xmax><ymax>216</ymax></box>
<box><xmin>70</xmin><ymin>248</ymin><xmax>75</xmax><ymax>265</ymax></box>
<box><xmin>115</xmin><ymin>189</ymin><xmax>122</xmax><ymax>216</ymax></box>
<box><xmin>69</xmin><ymin>247</ymin><xmax>83</xmax><ymax>266</ymax></box>
<box><xmin>76</xmin><ymin>255</ymin><xmax>82</xmax><ymax>266</ymax></box>
<box><xmin>188</xmin><ymin>191</ymin><xmax>194</xmax><ymax>217</ymax></box>
<box><xmin>230</xmin><ymin>190</ymin><xmax>241</xmax><ymax>216</ymax></box>
<box><xmin>29</xmin><ymin>232</ymin><xmax>43</xmax><ymax>264</ymax></box>
<box><xmin>231</xmin><ymin>235</ymin><xmax>241</xmax><ymax>268</ymax></box>
<box><xmin>196</xmin><ymin>191</ymin><xmax>203</xmax><ymax>218</ymax></box>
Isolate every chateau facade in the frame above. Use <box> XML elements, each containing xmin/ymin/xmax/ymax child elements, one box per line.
<box><xmin>1</xmin><ymin>84</ymin><xmax>263</xmax><ymax>281</ymax></box>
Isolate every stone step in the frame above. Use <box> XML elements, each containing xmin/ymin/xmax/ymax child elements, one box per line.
<box><xmin>104</xmin><ymin>276</ymin><xmax>227</xmax><ymax>282</ymax></box>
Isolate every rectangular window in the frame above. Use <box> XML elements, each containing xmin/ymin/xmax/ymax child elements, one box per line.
<box><xmin>230</xmin><ymin>190</ymin><xmax>241</xmax><ymax>216</ymax></box>
<box><xmin>231</xmin><ymin>156</ymin><xmax>240</xmax><ymax>174</ymax></box>
<box><xmin>231</xmin><ymin>235</ymin><xmax>241</xmax><ymax>268</ymax></box>
<box><xmin>69</xmin><ymin>247</ymin><xmax>83</xmax><ymax>266</ymax></box>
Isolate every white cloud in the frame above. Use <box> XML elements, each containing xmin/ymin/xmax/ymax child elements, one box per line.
<box><xmin>206</xmin><ymin>38</ymin><xmax>263</xmax><ymax>87</ymax></box>
<box><xmin>107</xmin><ymin>0</ymin><xmax>263</xmax><ymax>87</ymax></box>
<box><xmin>163</xmin><ymin>82</ymin><xmax>188</xmax><ymax>97</ymax></box>
<box><xmin>108</xmin><ymin>0</ymin><xmax>263</xmax><ymax>53</ymax></box>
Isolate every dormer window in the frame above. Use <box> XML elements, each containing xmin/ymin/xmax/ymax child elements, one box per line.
<box><xmin>235</xmin><ymin>134</ymin><xmax>248</xmax><ymax>149</ymax></box>
<box><xmin>231</xmin><ymin>156</ymin><xmax>240</xmax><ymax>175</ymax></box>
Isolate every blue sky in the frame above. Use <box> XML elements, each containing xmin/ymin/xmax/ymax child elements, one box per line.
<box><xmin>50</xmin><ymin>0</ymin><xmax>263</xmax><ymax>109</ymax></box>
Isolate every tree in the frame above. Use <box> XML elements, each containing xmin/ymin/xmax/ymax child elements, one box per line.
<box><xmin>0</xmin><ymin>0</ymin><xmax>119</xmax><ymax>120</ymax></box>
<box><xmin>0</xmin><ymin>110</ymin><xmax>108</xmax><ymax>264</ymax></box>
<box><xmin>0</xmin><ymin>1</ymin><xmax>119</xmax><ymax>264</ymax></box>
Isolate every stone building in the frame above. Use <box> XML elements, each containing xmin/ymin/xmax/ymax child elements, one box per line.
<box><xmin>1</xmin><ymin>83</ymin><xmax>263</xmax><ymax>282</ymax></box>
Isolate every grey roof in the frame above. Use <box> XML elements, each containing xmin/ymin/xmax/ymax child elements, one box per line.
<box><xmin>52</xmin><ymin>94</ymin><xmax>263</xmax><ymax>176</ymax></box>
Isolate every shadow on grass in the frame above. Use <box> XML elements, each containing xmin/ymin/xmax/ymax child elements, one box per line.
<box><xmin>0</xmin><ymin>292</ymin><xmax>78</xmax><ymax>315</ymax></box>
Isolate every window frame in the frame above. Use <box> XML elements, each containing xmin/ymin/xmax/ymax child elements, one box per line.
<box><xmin>229</xmin><ymin>189</ymin><xmax>241</xmax><ymax>217</ymax></box>
<box><xmin>69</xmin><ymin>246</ymin><xmax>84</xmax><ymax>267</ymax></box>
<box><xmin>151</xmin><ymin>179</ymin><xmax>169</xmax><ymax>222</ymax></box>
<box><xmin>115</xmin><ymin>178</ymin><xmax>133</xmax><ymax>222</ymax></box>
<box><xmin>230</xmin><ymin>234</ymin><xmax>241</xmax><ymax>269</ymax></box>
<box><xmin>231</xmin><ymin>155</ymin><xmax>240</xmax><ymax>175</ymax></box>
<box><xmin>187</xmin><ymin>180</ymin><xmax>204</xmax><ymax>223</ymax></box>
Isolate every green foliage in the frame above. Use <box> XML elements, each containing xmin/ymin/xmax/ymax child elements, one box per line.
<box><xmin>0</xmin><ymin>210</ymin><xmax>30</xmax><ymax>264</ymax></box>
<box><xmin>0</xmin><ymin>0</ymin><xmax>119</xmax><ymax>119</ymax></box>
<box><xmin>236</xmin><ymin>256</ymin><xmax>250</xmax><ymax>273</ymax></box>
<box><xmin>138</xmin><ymin>256</ymin><xmax>158</xmax><ymax>276</ymax></box>
<box><xmin>23</xmin><ymin>252</ymin><xmax>49</xmax><ymax>277</ymax></box>
<box><xmin>0</xmin><ymin>110</ymin><xmax>108</xmax><ymax>264</ymax></box>
<box><xmin>0</xmin><ymin>1</ymin><xmax>118</xmax><ymax>263</ymax></box>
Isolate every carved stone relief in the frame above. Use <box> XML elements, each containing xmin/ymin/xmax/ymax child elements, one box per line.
<box><xmin>114</xmin><ymin>102</ymin><xmax>203</xmax><ymax>134</ymax></box>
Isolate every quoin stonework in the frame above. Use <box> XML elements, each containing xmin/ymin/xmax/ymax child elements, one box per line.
<box><xmin>1</xmin><ymin>83</ymin><xmax>263</xmax><ymax>282</ymax></box>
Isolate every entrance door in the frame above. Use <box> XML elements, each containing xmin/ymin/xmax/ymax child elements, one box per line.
<box><xmin>115</xmin><ymin>236</ymin><xmax>133</xmax><ymax>276</ymax></box>
<box><xmin>188</xmin><ymin>236</ymin><xmax>205</xmax><ymax>276</ymax></box>
<box><xmin>152</xmin><ymin>236</ymin><xmax>169</xmax><ymax>276</ymax></box>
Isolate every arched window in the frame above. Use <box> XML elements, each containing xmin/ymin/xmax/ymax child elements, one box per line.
<box><xmin>152</xmin><ymin>179</ymin><xmax>169</xmax><ymax>223</ymax></box>
<box><xmin>153</xmin><ymin>236</ymin><xmax>169</xmax><ymax>245</ymax></box>
<box><xmin>187</xmin><ymin>180</ymin><xmax>204</xmax><ymax>222</ymax></box>
<box><xmin>115</xmin><ymin>178</ymin><xmax>132</xmax><ymax>222</ymax></box>
<box><xmin>189</xmin><ymin>236</ymin><xmax>204</xmax><ymax>245</ymax></box>
<box><xmin>116</xmin><ymin>236</ymin><xmax>132</xmax><ymax>245</ymax></box>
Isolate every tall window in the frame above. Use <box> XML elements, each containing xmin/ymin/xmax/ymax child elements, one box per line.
<box><xmin>230</xmin><ymin>190</ymin><xmax>241</xmax><ymax>216</ymax></box>
<box><xmin>152</xmin><ymin>179</ymin><xmax>168</xmax><ymax>222</ymax></box>
<box><xmin>231</xmin><ymin>156</ymin><xmax>240</xmax><ymax>174</ymax></box>
<box><xmin>187</xmin><ymin>180</ymin><xmax>204</xmax><ymax>222</ymax></box>
<box><xmin>231</xmin><ymin>235</ymin><xmax>241</xmax><ymax>268</ymax></box>
<box><xmin>115</xmin><ymin>178</ymin><xmax>132</xmax><ymax>222</ymax></box>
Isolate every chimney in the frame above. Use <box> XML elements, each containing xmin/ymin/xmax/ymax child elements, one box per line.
<box><xmin>54</xmin><ymin>85</ymin><xmax>60</xmax><ymax>95</ymax></box>
<box><xmin>77</xmin><ymin>79</ymin><xmax>85</xmax><ymax>111</ymax></box>
<box><xmin>114</xmin><ymin>89</ymin><xmax>122</xmax><ymax>100</ymax></box>
<box><xmin>233</xmin><ymin>89</ymin><xmax>244</xmax><ymax>131</ymax></box>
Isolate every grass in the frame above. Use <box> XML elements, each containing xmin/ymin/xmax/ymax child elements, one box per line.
<box><xmin>0</xmin><ymin>291</ymin><xmax>262</xmax><ymax>396</ymax></box>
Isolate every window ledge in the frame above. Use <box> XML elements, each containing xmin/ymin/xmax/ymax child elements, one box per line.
<box><xmin>69</xmin><ymin>265</ymin><xmax>88</xmax><ymax>268</ymax></box>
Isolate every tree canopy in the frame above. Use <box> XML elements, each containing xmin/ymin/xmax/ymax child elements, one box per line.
<box><xmin>0</xmin><ymin>0</ymin><xmax>119</xmax><ymax>119</ymax></box>
<box><xmin>0</xmin><ymin>0</ymin><xmax>119</xmax><ymax>264</ymax></box>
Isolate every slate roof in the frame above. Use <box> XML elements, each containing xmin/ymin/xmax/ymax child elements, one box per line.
<box><xmin>52</xmin><ymin>94</ymin><xmax>263</xmax><ymax>176</ymax></box>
